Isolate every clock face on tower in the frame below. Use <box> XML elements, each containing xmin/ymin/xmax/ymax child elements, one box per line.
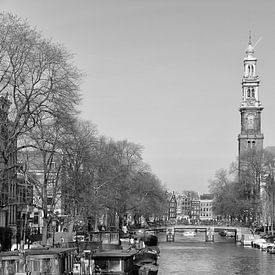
<box><xmin>246</xmin><ymin>114</ymin><xmax>255</xmax><ymax>130</ymax></box>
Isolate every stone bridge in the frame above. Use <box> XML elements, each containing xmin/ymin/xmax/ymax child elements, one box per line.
<box><xmin>145</xmin><ymin>225</ymin><xmax>252</xmax><ymax>243</ymax></box>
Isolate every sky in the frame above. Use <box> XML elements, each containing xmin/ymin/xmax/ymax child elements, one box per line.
<box><xmin>2</xmin><ymin>0</ymin><xmax>275</xmax><ymax>194</ymax></box>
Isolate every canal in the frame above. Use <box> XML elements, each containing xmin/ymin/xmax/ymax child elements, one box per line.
<box><xmin>157</xmin><ymin>232</ymin><xmax>275</xmax><ymax>274</ymax></box>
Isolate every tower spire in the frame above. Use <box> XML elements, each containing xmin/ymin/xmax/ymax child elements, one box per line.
<box><xmin>238</xmin><ymin>35</ymin><xmax>263</xmax><ymax>163</ymax></box>
<box><xmin>245</xmin><ymin>31</ymin><xmax>255</xmax><ymax>58</ymax></box>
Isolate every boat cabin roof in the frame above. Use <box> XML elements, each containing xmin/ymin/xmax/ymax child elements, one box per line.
<box><xmin>93</xmin><ymin>249</ymin><xmax>137</xmax><ymax>259</ymax></box>
<box><xmin>0</xmin><ymin>247</ymin><xmax>75</xmax><ymax>258</ymax></box>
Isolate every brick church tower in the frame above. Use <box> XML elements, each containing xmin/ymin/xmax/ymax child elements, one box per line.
<box><xmin>238</xmin><ymin>35</ymin><xmax>264</xmax><ymax>164</ymax></box>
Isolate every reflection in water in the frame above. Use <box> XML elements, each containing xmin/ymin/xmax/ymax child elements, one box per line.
<box><xmin>157</xmin><ymin>232</ymin><xmax>275</xmax><ymax>275</ymax></box>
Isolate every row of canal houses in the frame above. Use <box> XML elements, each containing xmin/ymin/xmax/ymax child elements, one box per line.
<box><xmin>0</xmin><ymin>96</ymin><xmax>66</xmax><ymax>250</ymax></box>
<box><xmin>168</xmin><ymin>192</ymin><xmax>216</xmax><ymax>223</ymax></box>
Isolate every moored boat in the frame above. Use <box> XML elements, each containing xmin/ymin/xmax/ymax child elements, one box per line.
<box><xmin>241</xmin><ymin>234</ymin><xmax>255</xmax><ymax>246</ymax></box>
<box><xmin>142</xmin><ymin>233</ymin><xmax>158</xmax><ymax>246</ymax></box>
<box><xmin>93</xmin><ymin>249</ymin><xmax>138</xmax><ymax>274</ymax></box>
<box><xmin>138</xmin><ymin>263</ymin><xmax>158</xmax><ymax>275</ymax></box>
<box><xmin>0</xmin><ymin>247</ymin><xmax>76</xmax><ymax>274</ymax></box>
<box><xmin>133</xmin><ymin>247</ymin><xmax>159</xmax><ymax>274</ymax></box>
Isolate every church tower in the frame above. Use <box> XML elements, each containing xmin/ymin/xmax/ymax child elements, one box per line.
<box><xmin>238</xmin><ymin>35</ymin><xmax>264</xmax><ymax>161</ymax></box>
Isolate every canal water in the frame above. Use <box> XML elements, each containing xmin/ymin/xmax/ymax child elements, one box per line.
<box><xmin>157</xmin><ymin>232</ymin><xmax>275</xmax><ymax>274</ymax></box>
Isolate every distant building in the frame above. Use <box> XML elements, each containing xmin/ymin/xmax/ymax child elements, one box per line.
<box><xmin>168</xmin><ymin>193</ymin><xmax>177</xmax><ymax>219</ymax></box>
<box><xmin>18</xmin><ymin>149</ymin><xmax>62</xmax><ymax>234</ymax></box>
<box><xmin>190</xmin><ymin>200</ymin><xmax>200</xmax><ymax>220</ymax></box>
<box><xmin>181</xmin><ymin>196</ymin><xmax>191</xmax><ymax>218</ymax></box>
<box><xmin>0</xmin><ymin>96</ymin><xmax>34</xmax><ymax>247</ymax></box>
<box><xmin>176</xmin><ymin>191</ymin><xmax>200</xmax><ymax>220</ymax></box>
<box><xmin>175</xmin><ymin>195</ymin><xmax>191</xmax><ymax>220</ymax></box>
<box><xmin>200</xmin><ymin>199</ymin><xmax>214</xmax><ymax>221</ymax></box>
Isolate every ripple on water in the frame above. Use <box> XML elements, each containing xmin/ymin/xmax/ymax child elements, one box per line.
<box><xmin>158</xmin><ymin>241</ymin><xmax>275</xmax><ymax>275</ymax></box>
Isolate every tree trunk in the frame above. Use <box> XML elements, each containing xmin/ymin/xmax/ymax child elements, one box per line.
<box><xmin>42</xmin><ymin>218</ymin><xmax>48</xmax><ymax>246</ymax></box>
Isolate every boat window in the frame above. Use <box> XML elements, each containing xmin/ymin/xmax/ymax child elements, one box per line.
<box><xmin>32</xmin><ymin>260</ymin><xmax>40</xmax><ymax>271</ymax></box>
<box><xmin>96</xmin><ymin>259</ymin><xmax>107</xmax><ymax>270</ymax></box>
<box><xmin>108</xmin><ymin>259</ymin><xmax>122</xmax><ymax>272</ymax></box>
<box><xmin>41</xmin><ymin>259</ymin><xmax>52</xmax><ymax>273</ymax></box>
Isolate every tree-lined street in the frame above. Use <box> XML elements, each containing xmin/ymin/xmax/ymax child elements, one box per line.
<box><xmin>0</xmin><ymin>12</ymin><xmax>168</xmax><ymax>249</ymax></box>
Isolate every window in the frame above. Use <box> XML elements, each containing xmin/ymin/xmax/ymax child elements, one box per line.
<box><xmin>32</xmin><ymin>260</ymin><xmax>40</xmax><ymax>271</ymax></box>
<box><xmin>34</xmin><ymin>212</ymin><xmax>39</xmax><ymax>224</ymax></box>
<box><xmin>251</xmin><ymin>89</ymin><xmax>255</xmax><ymax>98</ymax></box>
<box><xmin>47</xmin><ymin>197</ymin><xmax>53</xmax><ymax>205</ymax></box>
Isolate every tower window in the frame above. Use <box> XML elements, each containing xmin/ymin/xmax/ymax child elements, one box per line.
<box><xmin>251</xmin><ymin>89</ymin><xmax>255</xmax><ymax>98</ymax></box>
<box><xmin>251</xmin><ymin>65</ymin><xmax>255</xmax><ymax>76</ymax></box>
<box><xmin>247</xmin><ymin>141</ymin><xmax>256</xmax><ymax>149</ymax></box>
<box><xmin>247</xmin><ymin>89</ymin><xmax>251</xmax><ymax>98</ymax></box>
<box><xmin>247</xmin><ymin>64</ymin><xmax>254</xmax><ymax>77</ymax></box>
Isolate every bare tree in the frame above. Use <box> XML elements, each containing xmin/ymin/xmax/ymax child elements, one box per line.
<box><xmin>0</xmin><ymin>12</ymin><xmax>82</xmax><ymax>245</ymax></box>
<box><xmin>59</xmin><ymin>119</ymin><xmax>98</xmax><ymax>233</ymax></box>
<box><xmin>0</xmin><ymin>12</ymin><xmax>81</xmax><ymax>178</ymax></box>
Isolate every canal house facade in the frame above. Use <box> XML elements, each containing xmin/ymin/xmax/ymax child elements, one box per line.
<box><xmin>168</xmin><ymin>193</ymin><xmax>177</xmax><ymax>219</ymax></box>
<box><xmin>0</xmin><ymin>96</ymin><xmax>34</xmax><ymax>248</ymax></box>
<box><xmin>200</xmin><ymin>200</ymin><xmax>214</xmax><ymax>221</ymax></box>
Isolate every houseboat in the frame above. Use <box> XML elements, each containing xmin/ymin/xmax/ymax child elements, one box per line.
<box><xmin>0</xmin><ymin>247</ymin><xmax>75</xmax><ymax>275</ymax></box>
<box><xmin>93</xmin><ymin>249</ymin><xmax>138</xmax><ymax>274</ymax></box>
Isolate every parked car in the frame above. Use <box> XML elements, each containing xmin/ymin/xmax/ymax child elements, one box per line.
<box><xmin>254</xmin><ymin>226</ymin><xmax>264</xmax><ymax>235</ymax></box>
<box><xmin>262</xmin><ymin>235</ymin><xmax>275</xmax><ymax>252</ymax></box>
<box><xmin>241</xmin><ymin>234</ymin><xmax>255</xmax><ymax>246</ymax></box>
<box><xmin>252</xmin><ymin>237</ymin><xmax>266</xmax><ymax>249</ymax></box>
<box><xmin>265</xmin><ymin>235</ymin><xmax>275</xmax><ymax>243</ymax></box>
<box><xmin>268</xmin><ymin>245</ymin><xmax>275</xmax><ymax>254</ymax></box>
<box><xmin>263</xmin><ymin>242</ymin><xmax>275</xmax><ymax>252</ymax></box>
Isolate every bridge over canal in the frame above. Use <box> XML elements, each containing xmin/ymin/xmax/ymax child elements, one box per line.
<box><xmin>144</xmin><ymin>225</ymin><xmax>252</xmax><ymax>243</ymax></box>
